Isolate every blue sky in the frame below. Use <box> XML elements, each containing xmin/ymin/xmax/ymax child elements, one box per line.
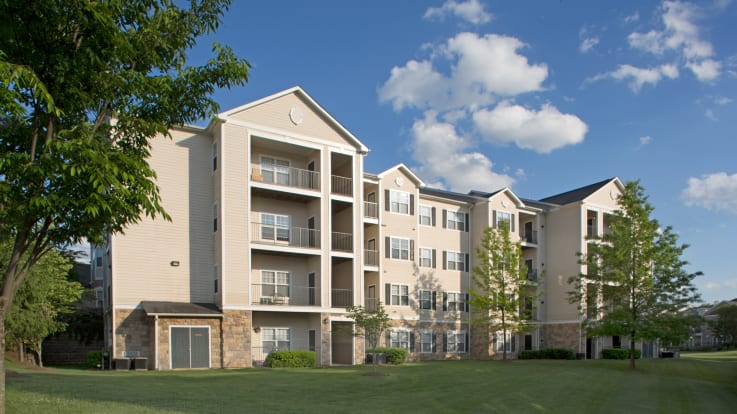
<box><xmin>187</xmin><ymin>0</ymin><xmax>737</xmax><ymax>303</ymax></box>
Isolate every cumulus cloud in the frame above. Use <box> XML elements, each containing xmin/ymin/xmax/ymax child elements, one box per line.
<box><xmin>410</xmin><ymin>112</ymin><xmax>514</xmax><ymax>192</ymax></box>
<box><xmin>472</xmin><ymin>102</ymin><xmax>588</xmax><ymax>153</ymax></box>
<box><xmin>424</xmin><ymin>0</ymin><xmax>492</xmax><ymax>25</ymax></box>
<box><xmin>589</xmin><ymin>63</ymin><xmax>679</xmax><ymax>92</ymax></box>
<box><xmin>686</xmin><ymin>59</ymin><xmax>721</xmax><ymax>81</ymax></box>
<box><xmin>624</xmin><ymin>11</ymin><xmax>640</xmax><ymax>24</ymax></box>
<box><xmin>580</xmin><ymin>37</ymin><xmax>600</xmax><ymax>53</ymax></box>
<box><xmin>704</xmin><ymin>279</ymin><xmax>737</xmax><ymax>290</ymax></box>
<box><xmin>682</xmin><ymin>172</ymin><xmax>737</xmax><ymax>213</ymax></box>
<box><xmin>704</xmin><ymin>108</ymin><xmax>717</xmax><ymax>121</ymax></box>
<box><xmin>378</xmin><ymin>32</ymin><xmax>548</xmax><ymax>111</ymax></box>
<box><xmin>714</xmin><ymin>96</ymin><xmax>733</xmax><ymax>105</ymax></box>
<box><xmin>640</xmin><ymin>135</ymin><xmax>653</xmax><ymax>145</ymax></box>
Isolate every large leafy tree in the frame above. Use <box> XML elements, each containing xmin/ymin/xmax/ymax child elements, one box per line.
<box><xmin>0</xmin><ymin>0</ymin><xmax>250</xmax><ymax>409</ymax></box>
<box><xmin>4</xmin><ymin>247</ymin><xmax>83</xmax><ymax>367</ymax></box>
<box><xmin>469</xmin><ymin>225</ymin><xmax>540</xmax><ymax>360</ymax></box>
<box><xmin>569</xmin><ymin>181</ymin><xmax>701</xmax><ymax>369</ymax></box>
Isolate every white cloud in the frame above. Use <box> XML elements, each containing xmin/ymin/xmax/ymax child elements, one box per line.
<box><xmin>705</xmin><ymin>108</ymin><xmax>717</xmax><ymax>121</ymax></box>
<box><xmin>639</xmin><ymin>135</ymin><xmax>653</xmax><ymax>145</ymax></box>
<box><xmin>682</xmin><ymin>172</ymin><xmax>737</xmax><ymax>213</ymax></box>
<box><xmin>714</xmin><ymin>96</ymin><xmax>733</xmax><ymax>105</ymax></box>
<box><xmin>589</xmin><ymin>63</ymin><xmax>679</xmax><ymax>92</ymax></box>
<box><xmin>379</xmin><ymin>32</ymin><xmax>548</xmax><ymax>111</ymax></box>
<box><xmin>410</xmin><ymin>112</ymin><xmax>514</xmax><ymax>192</ymax></box>
<box><xmin>580</xmin><ymin>37</ymin><xmax>600</xmax><ymax>53</ymax></box>
<box><xmin>624</xmin><ymin>11</ymin><xmax>640</xmax><ymax>24</ymax></box>
<box><xmin>704</xmin><ymin>279</ymin><xmax>737</xmax><ymax>290</ymax></box>
<box><xmin>472</xmin><ymin>102</ymin><xmax>587</xmax><ymax>153</ymax></box>
<box><xmin>424</xmin><ymin>0</ymin><xmax>492</xmax><ymax>25</ymax></box>
<box><xmin>686</xmin><ymin>59</ymin><xmax>721</xmax><ymax>81</ymax></box>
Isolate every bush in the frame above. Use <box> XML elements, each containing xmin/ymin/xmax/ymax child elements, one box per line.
<box><xmin>86</xmin><ymin>350</ymin><xmax>103</xmax><ymax>368</ymax></box>
<box><xmin>519</xmin><ymin>348</ymin><xmax>575</xmax><ymax>360</ymax></box>
<box><xmin>602</xmin><ymin>348</ymin><xmax>641</xmax><ymax>360</ymax></box>
<box><xmin>367</xmin><ymin>347</ymin><xmax>408</xmax><ymax>364</ymax></box>
<box><xmin>264</xmin><ymin>350</ymin><xmax>316</xmax><ymax>368</ymax></box>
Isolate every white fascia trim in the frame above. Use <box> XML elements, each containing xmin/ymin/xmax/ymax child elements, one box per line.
<box><xmin>419</xmin><ymin>194</ymin><xmax>473</xmax><ymax>207</ymax></box>
<box><xmin>377</xmin><ymin>163</ymin><xmax>425</xmax><ymax>187</ymax></box>
<box><xmin>246</xmin><ymin>126</ymin><xmax>324</xmax><ymax>152</ymax></box>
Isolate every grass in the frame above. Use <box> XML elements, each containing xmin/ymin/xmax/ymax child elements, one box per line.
<box><xmin>6</xmin><ymin>352</ymin><xmax>737</xmax><ymax>413</ymax></box>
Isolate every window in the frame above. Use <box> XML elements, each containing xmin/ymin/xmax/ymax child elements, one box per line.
<box><xmin>495</xmin><ymin>211</ymin><xmax>512</xmax><ymax>230</ymax></box>
<box><xmin>261</xmin><ymin>156</ymin><xmax>290</xmax><ymax>185</ymax></box>
<box><xmin>96</xmin><ymin>257</ymin><xmax>103</xmax><ymax>267</ymax></box>
<box><xmin>419</xmin><ymin>205</ymin><xmax>433</xmax><ymax>226</ymax></box>
<box><xmin>445</xmin><ymin>251</ymin><xmax>465</xmax><ymax>271</ymax></box>
<box><xmin>391</xmin><ymin>237</ymin><xmax>409</xmax><ymax>260</ymax></box>
<box><xmin>443</xmin><ymin>292</ymin><xmax>467</xmax><ymax>312</ymax></box>
<box><xmin>420</xmin><ymin>330</ymin><xmax>435</xmax><ymax>353</ymax></box>
<box><xmin>94</xmin><ymin>287</ymin><xmax>103</xmax><ymax>306</ymax></box>
<box><xmin>212</xmin><ymin>203</ymin><xmax>218</xmax><ymax>232</ymax></box>
<box><xmin>388</xmin><ymin>284</ymin><xmax>409</xmax><ymax>306</ymax></box>
<box><xmin>446</xmin><ymin>211</ymin><xmax>465</xmax><ymax>230</ymax></box>
<box><xmin>389</xmin><ymin>330</ymin><xmax>410</xmax><ymax>350</ymax></box>
<box><xmin>446</xmin><ymin>330</ymin><xmax>467</xmax><ymax>353</ymax></box>
<box><xmin>495</xmin><ymin>331</ymin><xmax>516</xmax><ymax>353</ymax></box>
<box><xmin>262</xmin><ymin>327</ymin><xmax>290</xmax><ymax>353</ymax></box>
<box><xmin>262</xmin><ymin>271</ymin><xmax>290</xmax><ymax>298</ymax></box>
<box><xmin>212</xmin><ymin>141</ymin><xmax>217</xmax><ymax>171</ymax></box>
<box><xmin>418</xmin><ymin>289</ymin><xmax>435</xmax><ymax>310</ymax></box>
<box><xmin>213</xmin><ymin>265</ymin><xmax>218</xmax><ymax>293</ymax></box>
<box><xmin>261</xmin><ymin>213</ymin><xmax>290</xmax><ymax>242</ymax></box>
<box><xmin>419</xmin><ymin>248</ymin><xmax>434</xmax><ymax>268</ymax></box>
<box><xmin>389</xmin><ymin>190</ymin><xmax>410</xmax><ymax>214</ymax></box>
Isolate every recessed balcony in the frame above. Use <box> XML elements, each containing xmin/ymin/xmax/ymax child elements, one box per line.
<box><xmin>331</xmin><ymin>289</ymin><xmax>353</xmax><ymax>308</ymax></box>
<box><xmin>251</xmin><ymin>222</ymin><xmax>320</xmax><ymax>250</ymax></box>
<box><xmin>363</xmin><ymin>201</ymin><xmax>378</xmax><ymax>220</ymax></box>
<box><xmin>251</xmin><ymin>164</ymin><xmax>320</xmax><ymax>192</ymax></box>
<box><xmin>331</xmin><ymin>175</ymin><xmax>352</xmax><ymax>197</ymax></box>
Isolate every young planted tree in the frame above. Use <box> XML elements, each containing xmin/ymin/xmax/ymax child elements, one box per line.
<box><xmin>569</xmin><ymin>181</ymin><xmax>701</xmax><ymax>369</ymax></box>
<box><xmin>469</xmin><ymin>225</ymin><xmax>540</xmax><ymax>360</ymax></box>
<box><xmin>0</xmin><ymin>1</ymin><xmax>250</xmax><ymax>410</ymax></box>
<box><xmin>347</xmin><ymin>302</ymin><xmax>390</xmax><ymax>372</ymax></box>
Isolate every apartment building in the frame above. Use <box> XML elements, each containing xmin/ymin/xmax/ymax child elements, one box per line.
<box><xmin>100</xmin><ymin>87</ymin><xmax>636</xmax><ymax>369</ymax></box>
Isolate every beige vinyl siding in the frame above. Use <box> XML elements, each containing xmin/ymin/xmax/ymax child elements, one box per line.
<box><xmin>213</xmin><ymin>126</ymin><xmax>223</xmax><ymax>308</ymax></box>
<box><xmin>251</xmin><ymin>254</ymin><xmax>321</xmax><ymax>304</ymax></box>
<box><xmin>222</xmin><ymin>123</ymin><xmax>250</xmax><ymax>306</ymax></box>
<box><xmin>542</xmin><ymin>203</ymin><xmax>583</xmax><ymax>321</ymax></box>
<box><xmin>113</xmin><ymin>129</ymin><xmax>214</xmax><ymax>305</ymax></box>
<box><xmin>228</xmin><ymin>93</ymin><xmax>352</xmax><ymax>147</ymax></box>
<box><xmin>585</xmin><ymin>181</ymin><xmax>622</xmax><ymax>206</ymax></box>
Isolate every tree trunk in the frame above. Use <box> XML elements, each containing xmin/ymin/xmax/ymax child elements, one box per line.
<box><xmin>36</xmin><ymin>340</ymin><xmax>43</xmax><ymax>368</ymax></box>
<box><xmin>17</xmin><ymin>339</ymin><xmax>24</xmax><ymax>364</ymax></box>
<box><xmin>1</xmin><ymin>309</ymin><xmax>7</xmax><ymax>414</ymax></box>
<box><xmin>629</xmin><ymin>336</ymin><xmax>636</xmax><ymax>369</ymax></box>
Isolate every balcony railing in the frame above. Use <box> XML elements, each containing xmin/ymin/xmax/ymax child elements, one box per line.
<box><xmin>251</xmin><ymin>165</ymin><xmax>320</xmax><ymax>191</ymax></box>
<box><xmin>331</xmin><ymin>175</ymin><xmax>352</xmax><ymax>196</ymax></box>
<box><xmin>364</xmin><ymin>249</ymin><xmax>378</xmax><ymax>266</ymax></box>
<box><xmin>526</xmin><ymin>269</ymin><xmax>539</xmax><ymax>281</ymax></box>
<box><xmin>251</xmin><ymin>284</ymin><xmax>319</xmax><ymax>306</ymax></box>
<box><xmin>331</xmin><ymin>232</ymin><xmax>353</xmax><ymax>252</ymax></box>
<box><xmin>365</xmin><ymin>297</ymin><xmax>379</xmax><ymax>311</ymax></box>
<box><xmin>331</xmin><ymin>289</ymin><xmax>353</xmax><ymax>308</ymax></box>
<box><xmin>364</xmin><ymin>201</ymin><xmax>378</xmax><ymax>219</ymax></box>
<box><xmin>521</xmin><ymin>230</ymin><xmax>538</xmax><ymax>244</ymax></box>
<box><xmin>252</xmin><ymin>223</ymin><xmax>320</xmax><ymax>249</ymax></box>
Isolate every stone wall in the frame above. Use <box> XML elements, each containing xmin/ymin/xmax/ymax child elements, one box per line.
<box><xmin>42</xmin><ymin>334</ymin><xmax>105</xmax><ymax>366</ymax></box>
<box><xmin>156</xmin><ymin>317</ymin><xmax>222</xmax><ymax>369</ymax></box>
<box><xmin>540</xmin><ymin>322</ymin><xmax>581</xmax><ymax>352</ymax></box>
<box><xmin>114</xmin><ymin>309</ymin><xmax>153</xmax><ymax>360</ymax></box>
<box><xmin>221</xmin><ymin>310</ymin><xmax>251</xmax><ymax>368</ymax></box>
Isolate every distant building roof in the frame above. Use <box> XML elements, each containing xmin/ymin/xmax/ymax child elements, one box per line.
<box><xmin>420</xmin><ymin>187</ymin><xmax>479</xmax><ymax>203</ymax></box>
<box><xmin>539</xmin><ymin>178</ymin><xmax>616</xmax><ymax>205</ymax></box>
<box><xmin>141</xmin><ymin>301</ymin><xmax>222</xmax><ymax>317</ymax></box>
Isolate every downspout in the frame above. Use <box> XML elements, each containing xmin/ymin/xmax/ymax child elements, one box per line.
<box><xmin>154</xmin><ymin>315</ymin><xmax>160</xmax><ymax>370</ymax></box>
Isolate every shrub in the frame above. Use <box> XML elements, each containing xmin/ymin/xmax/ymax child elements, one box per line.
<box><xmin>367</xmin><ymin>347</ymin><xmax>408</xmax><ymax>364</ymax></box>
<box><xmin>264</xmin><ymin>350</ymin><xmax>316</xmax><ymax>368</ymax></box>
<box><xmin>519</xmin><ymin>348</ymin><xmax>575</xmax><ymax>360</ymax></box>
<box><xmin>602</xmin><ymin>348</ymin><xmax>641</xmax><ymax>360</ymax></box>
<box><xmin>86</xmin><ymin>350</ymin><xmax>103</xmax><ymax>368</ymax></box>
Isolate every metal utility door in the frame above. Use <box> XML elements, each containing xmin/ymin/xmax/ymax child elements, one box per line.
<box><xmin>171</xmin><ymin>327</ymin><xmax>210</xmax><ymax>369</ymax></box>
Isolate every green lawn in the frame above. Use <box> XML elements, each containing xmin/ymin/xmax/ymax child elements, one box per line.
<box><xmin>6</xmin><ymin>353</ymin><xmax>737</xmax><ymax>413</ymax></box>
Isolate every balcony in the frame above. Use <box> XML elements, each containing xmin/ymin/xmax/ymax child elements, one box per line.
<box><xmin>331</xmin><ymin>289</ymin><xmax>353</xmax><ymax>308</ymax></box>
<box><xmin>251</xmin><ymin>284</ymin><xmax>319</xmax><ymax>306</ymax></box>
<box><xmin>521</xmin><ymin>230</ymin><xmax>538</xmax><ymax>244</ymax></box>
<box><xmin>364</xmin><ymin>249</ymin><xmax>378</xmax><ymax>266</ymax></box>
<box><xmin>526</xmin><ymin>269</ymin><xmax>539</xmax><ymax>281</ymax></box>
<box><xmin>331</xmin><ymin>175</ymin><xmax>352</xmax><ymax>197</ymax></box>
<box><xmin>252</xmin><ymin>223</ymin><xmax>320</xmax><ymax>249</ymax></box>
<box><xmin>331</xmin><ymin>232</ymin><xmax>353</xmax><ymax>252</ymax></box>
<box><xmin>251</xmin><ymin>165</ymin><xmax>320</xmax><ymax>191</ymax></box>
<box><xmin>364</xmin><ymin>201</ymin><xmax>378</xmax><ymax>219</ymax></box>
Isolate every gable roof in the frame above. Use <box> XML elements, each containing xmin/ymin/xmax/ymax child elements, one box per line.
<box><xmin>540</xmin><ymin>178</ymin><xmax>621</xmax><ymax>205</ymax></box>
<box><xmin>217</xmin><ymin>86</ymin><xmax>369</xmax><ymax>153</ymax></box>
<box><xmin>376</xmin><ymin>163</ymin><xmax>425</xmax><ymax>187</ymax></box>
<box><xmin>420</xmin><ymin>187</ymin><xmax>478</xmax><ymax>204</ymax></box>
<box><xmin>469</xmin><ymin>187</ymin><xmax>525</xmax><ymax>208</ymax></box>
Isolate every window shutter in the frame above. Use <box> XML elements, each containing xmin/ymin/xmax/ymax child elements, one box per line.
<box><xmin>410</xmin><ymin>240</ymin><xmax>415</xmax><ymax>261</ymax></box>
<box><xmin>432</xmin><ymin>333</ymin><xmax>437</xmax><ymax>352</ymax></box>
<box><xmin>432</xmin><ymin>291</ymin><xmax>437</xmax><ymax>310</ymax></box>
<box><xmin>410</xmin><ymin>194</ymin><xmax>415</xmax><ymax>215</ymax></box>
<box><xmin>386</xmin><ymin>284</ymin><xmax>391</xmax><ymax>306</ymax></box>
<box><xmin>443</xmin><ymin>333</ymin><xmax>448</xmax><ymax>352</ymax></box>
<box><xmin>385</xmin><ymin>237</ymin><xmax>390</xmax><ymax>258</ymax></box>
<box><xmin>492</xmin><ymin>210</ymin><xmax>497</xmax><ymax>228</ymax></box>
<box><xmin>410</xmin><ymin>332</ymin><xmax>415</xmax><ymax>352</ymax></box>
<box><xmin>442</xmin><ymin>251</ymin><xmax>447</xmax><ymax>270</ymax></box>
<box><xmin>443</xmin><ymin>292</ymin><xmax>448</xmax><ymax>311</ymax></box>
<box><xmin>465</xmin><ymin>293</ymin><xmax>470</xmax><ymax>313</ymax></box>
<box><xmin>432</xmin><ymin>249</ymin><xmax>437</xmax><ymax>269</ymax></box>
<box><xmin>465</xmin><ymin>332</ymin><xmax>469</xmax><ymax>352</ymax></box>
<box><xmin>512</xmin><ymin>335</ymin><xmax>516</xmax><ymax>352</ymax></box>
<box><xmin>442</xmin><ymin>209</ymin><xmax>447</xmax><ymax>228</ymax></box>
<box><xmin>431</xmin><ymin>207</ymin><xmax>436</xmax><ymax>226</ymax></box>
<box><xmin>511</xmin><ymin>214</ymin><xmax>516</xmax><ymax>232</ymax></box>
<box><xmin>464</xmin><ymin>253</ymin><xmax>469</xmax><ymax>272</ymax></box>
<box><xmin>386</xmin><ymin>331</ymin><xmax>391</xmax><ymax>347</ymax></box>
<box><xmin>465</xmin><ymin>213</ymin><xmax>469</xmax><ymax>232</ymax></box>
<box><xmin>385</xmin><ymin>190</ymin><xmax>390</xmax><ymax>211</ymax></box>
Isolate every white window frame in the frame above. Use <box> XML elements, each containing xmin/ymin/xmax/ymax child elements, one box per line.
<box><xmin>390</xmin><ymin>284</ymin><xmax>409</xmax><ymax>306</ymax></box>
<box><xmin>419</xmin><ymin>205</ymin><xmax>432</xmax><ymax>226</ymax></box>
<box><xmin>418</xmin><ymin>289</ymin><xmax>434</xmax><ymax>310</ymax></box>
<box><xmin>495</xmin><ymin>331</ymin><xmax>516</xmax><ymax>353</ymax></box>
<box><xmin>446</xmin><ymin>330</ymin><xmax>466</xmax><ymax>353</ymax></box>
<box><xmin>260</xmin><ymin>213</ymin><xmax>290</xmax><ymax>242</ymax></box>
<box><xmin>262</xmin><ymin>327</ymin><xmax>291</xmax><ymax>353</ymax></box>
<box><xmin>261</xmin><ymin>270</ymin><xmax>290</xmax><ymax>299</ymax></box>
<box><xmin>496</xmin><ymin>210</ymin><xmax>512</xmax><ymax>231</ymax></box>
<box><xmin>390</xmin><ymin>329</ymin><xmax>410</xmax><ymax>350</ymax></box>
<box><xmin>445</xmin><ymin>291</ymin><xmax>464</xmax><ymax>312</ymax></box>
<box><xmin>261</xmin><ymin>156</ymin><xmax>290</xmax><ymax>185</ymax></box>
<box><xmin>446</xmin><ymin>210</ymin><xmax>465</xmax><ymax>230</ymax></box>
<box><xmin>389</xmin><ymin>190</ymin><xmax>410</xmax><ymax>215</ymax></box>
<box><xmin>446</xmin><ymin>251</ymin><xmax>464</xmax><ymax>271</ymax></box>
<box><xmin>419</xmin><ymin>248</ymin><xmax>433</xmax><ymax>268</ymax></box>
<box><xmin>420</xmin><ymin>330</ymin><xmax>434</xmax><ymax>353</ymax></box>
<box><xmin>390</xmin><ymin>237</ymin><xmax>410</xmax><ymax>260</ymax></box>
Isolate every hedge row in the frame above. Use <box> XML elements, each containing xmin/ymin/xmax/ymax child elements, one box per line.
<box><xmin>519</xmin><ymin>348</ymin><xmax>575</xmax><ymax>360</ymax></box>
<box><xmin>264</xmin><ymin>350</ymin><xmax>317</xmax><ymax>368</ymax></box>
<box><xmin>366</xmin><ymin>347</ymin><xmax>408</xmax><ymax>365</ymax></box>
<box><xmin>601</xmin><ymin>348</ymin><xmax>641</xmax><ymax>360</ymax></box>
